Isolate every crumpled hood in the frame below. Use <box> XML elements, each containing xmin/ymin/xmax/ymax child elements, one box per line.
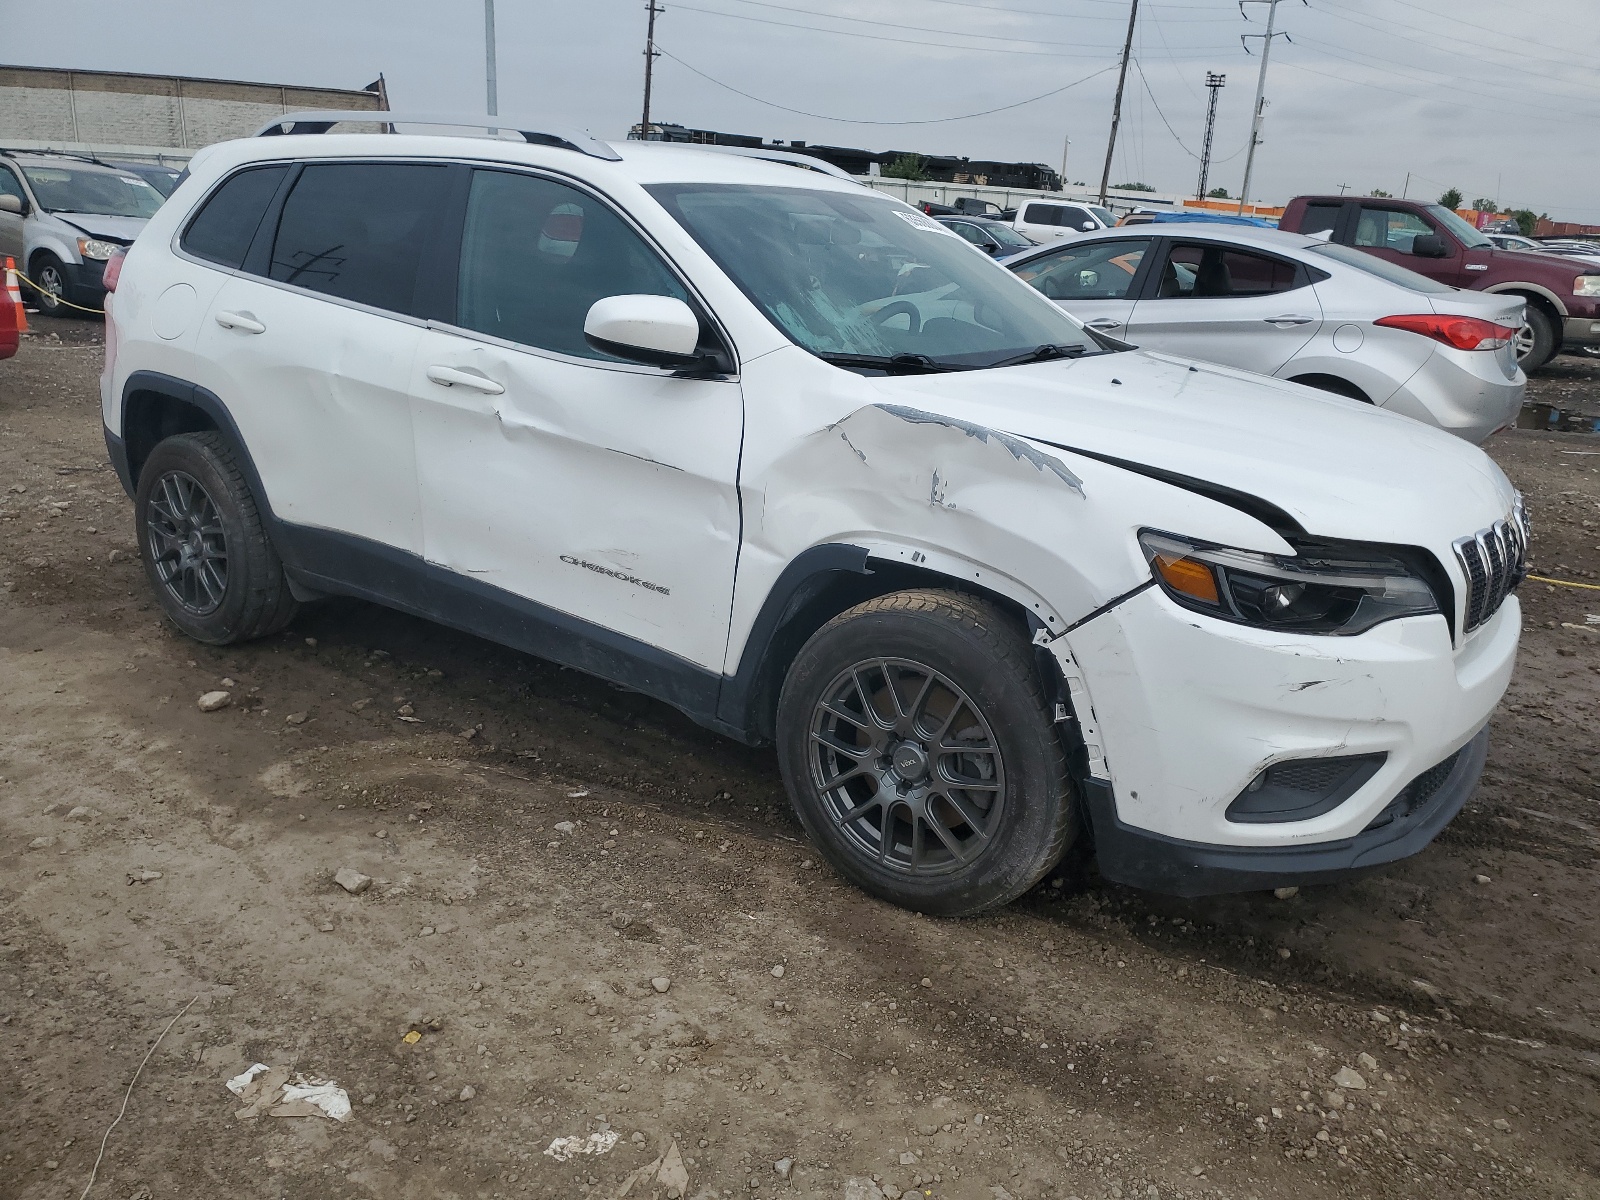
<box><xmin>865</xmin><ymin>349</ymin><xmax>1516</xmax><ymax>548</ymax></box>
<box><xmin>51</xmin><ymin>213</ymin><xmax>149</xmax><ymax>243</ymax></box>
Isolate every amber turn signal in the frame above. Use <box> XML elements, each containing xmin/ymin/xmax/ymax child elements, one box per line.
<box><xmin>1153</xmin><ymin>554</ymin><xmax>1220</xmax><ymax>604</ymax></box>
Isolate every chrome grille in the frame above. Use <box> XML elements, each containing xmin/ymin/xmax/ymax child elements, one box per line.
<box><xmin>1452</xmin><ymin>496</ymin><xmax>1529</xmax><ymax>633</ymax></box>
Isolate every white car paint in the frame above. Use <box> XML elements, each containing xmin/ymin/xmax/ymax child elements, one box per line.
<box><xmin>103</xmin><ymin>128</ymin><xmax>1524</xmax><ymax>897</ymax></box>
<box><xmin>1011</xmin><ymin>199</ymin><xmax>1111</xmax><ymax>245</ymax></box>
<box><xmin>1007</xmin><ymin>224</ymin><xmax>1525</xmax><ymax>443</ymax></box>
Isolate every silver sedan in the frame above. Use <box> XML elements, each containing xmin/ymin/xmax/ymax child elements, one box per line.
<box><xmin>1006</xmin><ymin>224</ymin><xmax>1525</xmax><ymax>443</ymax></box>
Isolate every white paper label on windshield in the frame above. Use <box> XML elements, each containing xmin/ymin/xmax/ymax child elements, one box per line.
<box><xmin>892</xmin><ymin>209</ymin><xmax>948</xmax><ymax>234</ymax></box>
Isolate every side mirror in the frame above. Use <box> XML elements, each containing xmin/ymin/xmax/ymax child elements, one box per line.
<box><xmin>1412</xmin><ymin>233</ymin><xmax>1450</xmax><ymax>258</ymax></box>
<box><xmin>981</xmin><ymin>241</ymin><xmax>1001</xmax><ymax>255</ymax></box>
<box><xmin>1081</xmin><ymin>221</ymin><xmax>1096</xmax><ymax>230</ymax></box>
<box><xmin>0</xmin><ymin>195</ymin><xmax>22</xmax><ymax>215</ymax></box>
<box><xmin>584</xmin><ymin>295</ymin><xmax>702</xmax><ymax>366</ymax></box>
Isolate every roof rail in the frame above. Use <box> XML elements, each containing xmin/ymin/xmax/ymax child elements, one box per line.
<box><xmin>251</xmin><ymin>112</ymin><xmax>622</xmax><ymax>161</ymax></box>
<box><xmin>682</xmin><ymin>144</ymin><xmax>858</xmax><ymax>181</ymax></box>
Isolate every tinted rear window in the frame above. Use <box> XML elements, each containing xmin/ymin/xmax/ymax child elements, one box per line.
<box><xmin>1308</xmin><ymin>243</ymin><xmax>1455</xmax><ymax>294</ymax></box>
<box><xmin>180</xmin><ymin>166</ymin><xmax>288</xmax><ymax>269</ymax></box>
<box><xmin>1022</xmin><ymin>204</ymin><xmax>1060</xmax><ymax>225</ymax></box>
<box><xmin>1298</xmin><ymin>203</ymin><xmax>1342</xmax><ymax>238</ymax></box>
<box><xmin>267</xmin><ymin>163</ymin><xmax>450</xmax><ymax>313</ymax></box>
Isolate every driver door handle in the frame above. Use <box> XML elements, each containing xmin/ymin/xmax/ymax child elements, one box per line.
<box><xmin>1083</xmin><ymin>318</ymin><xmax>1124</xmax><ymax>331</ymax></box>
<box><xmin>1264</xmin><ymin>314</ymin><xmax>1316</xmax><ymax>326</ymax></box>
<box><xmin>426</xmin><ymin>365</ymin><xmax>506</xmax><ymax>395</ymax></box>
<box><xmin>214</xmin><ymin>310</ymin><xmax>265</xmax><ymax>334</ymax></box>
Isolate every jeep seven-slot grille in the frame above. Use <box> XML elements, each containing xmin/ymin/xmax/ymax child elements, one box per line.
<box><xmin>1452</xmin><ymin>501</ymin><xmax>1529</xmax><ymax>633</ymax></box>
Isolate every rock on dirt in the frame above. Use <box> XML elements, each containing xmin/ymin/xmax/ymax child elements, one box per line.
<box><xmin>334</xmin><ymin>867</ymin><xmax>372</xmax><ymax>895</ymax></box>
<box><xmin>1334</xmin><ymin>1066</ymin><xmax>1368</xmax><ymax>1090</ymax></box>
<box><xmin>651</xmin><ymin>976</ymin><xmax>671</xmax><ymax>993</ymax></box>
<box><xmin>197</xmin><ymin>691</ymin><xmax>232</xmax><ymax>712</ymax></box>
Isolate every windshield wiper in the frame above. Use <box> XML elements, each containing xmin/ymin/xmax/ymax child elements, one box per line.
<box><xmin>815</xmin><ymin>352</ymin><xmax>965</xmax><ymax>375</ymax></box>
<box><xmin>989</xmin><ymin>343</ymin><xmax>1093</xmax><ymax>368</ymax></box>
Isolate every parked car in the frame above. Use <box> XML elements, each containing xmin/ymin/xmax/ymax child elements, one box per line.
<box><xmin>0</xmin><ymin>270</ymin><xmax>18</xmax><ymax>360</ymax></box>
<box><xmin>934</xmin><ymin>215</ymin><xmax>1035</xmax><ymax>257</ymax></box>
<box><xmin>0</xmin><ymin>150</ymin><xmax>165</xmax><ymax>313</ymax></box>
<box><xmin>1530</xmin><ymin>240</ymin><xmax>1600</xmax><ymax>270</ymax></box>
<box><xmin>1006</xmin><ymin>225</ymin><xmax>1524</xmax><ymax>443</ymax></box>
<box><xmin>1486</xmin><ymin>232</ymin><xmax>1540</xmax><ymax>252</ymax></box>
<box><xmin>1013</xmin><ymin>199</ymin><xmax>1113</xmax><ymax>243</ymax></box>
<box><xmin>103</xmin><ymin>113</ymin><xmax>1525</xmax><ymax>912</ymax></box>
<box><xmin>1280</xmin><ymin>195</ymin><xmax>1600</xmax><ymax>369</ymax></box>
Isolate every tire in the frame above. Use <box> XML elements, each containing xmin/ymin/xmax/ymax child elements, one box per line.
<box><xmin>134</xmin><ymin>431</ymin><xmax>298</xmax><ymax>644</ymax></box>
<box><xmin>1514</xmin><ymin>304</ymin><xmax>1557</xmax><ymax>371</ymax></box>
<box><xmin>775</xmin><ymin>589</ymin><xmax>1076</xmax><ymax>916</ymax></box>
<box><xmin>28</xmin><ymin>252</ymin><xmax>70</xmax><ymax>315</ymax></box>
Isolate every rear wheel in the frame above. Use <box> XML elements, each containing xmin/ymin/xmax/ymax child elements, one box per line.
<box><xmin>1514</xmin><ymin>304</ymin><xmax>1557</xmax><ymax>371</ymax></box>
<box><xmin>134</xmin><ymin>431</ymin><xmax>298</xmax><ymax>644</ymax></box>
<box><xmin>776</xmin><ymin>590</ymin><xmax>1076</xmax><ymax>915</ymax></box>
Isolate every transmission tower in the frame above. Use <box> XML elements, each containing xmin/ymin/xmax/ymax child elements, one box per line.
<box><xmin>1195</xmin><ymin>73</ymin><xmax>1225</xmax><ymax>200</ymax></box>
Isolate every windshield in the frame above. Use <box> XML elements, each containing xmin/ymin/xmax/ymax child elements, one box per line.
<box><xmin>1308</xmin><ymin>243</ymin><xmax>1455</xmax><ymax>294</ymax></box>
<box><xmin>1423</xmin><ymin>204</ymin><xmax>1492</xmax><ymax>250</ymax></box>
<box><xmin>982</xmin><ymin>222</ymin><xmax>1033</xmax><ymax>249</ymax></box>
<box><xmin>648</xmin><ymin>183</ymin><xmax>1102</xmax><ymax>368</ymax></box>
<box><xmin>1087</xmin><ymin>205</ymin><xmax>1115</xmax><ymax>228</ymax></box>
<box><xmin>20</xmin><ymin>165</ymin><xmax>164</xmax><ymax>218</ymax></box>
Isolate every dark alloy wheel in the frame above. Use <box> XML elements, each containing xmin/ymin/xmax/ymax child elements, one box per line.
<box><xmin>145</xmin><ymin>470</ymin><xmax>229</xmax><ymax>614</ymax></box>
<box><xmin>809</xmin><ymin>658</ymin><xmax>1006</xmax><ymax>876</ymax></box>
<box><xmin>134</xmin><ymin>431</ymin><xmax>298</xmax><ymax>644</ymax></box>
<box><xmin>777</xmin><ymin>589</ymin><xmax>1076</xmax><ymax>915</ymax></box>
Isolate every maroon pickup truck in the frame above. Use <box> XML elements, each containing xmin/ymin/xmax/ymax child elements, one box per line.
<box><xmin>1280</xmin><ymin>195</ymin><xmax>1600</xmax><ymax>370</ymax></box>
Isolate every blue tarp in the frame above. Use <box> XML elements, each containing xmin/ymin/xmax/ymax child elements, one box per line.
<box><xmin>1149</xmin><ymin>211</ymin><xmax>1279</xmax><ymax>229</ymax></box>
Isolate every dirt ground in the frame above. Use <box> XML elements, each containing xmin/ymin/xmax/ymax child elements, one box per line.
<box><xmin>2</xmin><ymin>315</ymin><xmax>1597</xmax><ymax>1200</ymax></box>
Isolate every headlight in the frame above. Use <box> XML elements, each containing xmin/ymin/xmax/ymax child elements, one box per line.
<box><xmin>76</xmin><ymin>237</ymin><xmax>120</xmax><ymax>261</ymax></box>
<box><xmin>1139</xmin><ymin>530</ymin><xmax>1441</xmax><ymax>635</ymax></box>
<box><xmin>1576</xmin><ymin>275</ymin><xmax>1600</xmax><ymax>297</ymax></box>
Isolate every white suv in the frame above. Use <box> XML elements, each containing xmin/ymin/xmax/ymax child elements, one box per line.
<box><xmin>101</xmin><ymin>114</ymin><xmax>1525</xmax><ymax>914</ymax></box>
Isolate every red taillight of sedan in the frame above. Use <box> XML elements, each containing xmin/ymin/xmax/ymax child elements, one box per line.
<box><xmin>102</xmin><ymin>248</ymin><xmax>127</xmax><ymax>293</ymax></box>
<box><xmin>1374</xmin><ymin>313</ymin><xmax>1518</xmax><ymax>351</ymax></box>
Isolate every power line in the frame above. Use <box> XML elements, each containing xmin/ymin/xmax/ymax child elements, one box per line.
<box><xmin>669</xmin><ymin>3</ymin><xmax>1200</xmax><ymax>56</ymax></box>
<box><xmin>1308</xmin><ymin>0</ymin><xmax>1599</xmax><ymax>80</ymax></box>
<box><xmin>711</xmin><ymin>0</ymin><xmax>1169</xmax><ymax>49</ymax></box>
<box><xmin>1131</xmin><ymin>57</ymin><xmax>1198</xmax><ymax>159</ymax></box>
<box><xmin>654</xmin><ymin>44</ymin><xmax>1118</xmax><ymax>124</ymax></box>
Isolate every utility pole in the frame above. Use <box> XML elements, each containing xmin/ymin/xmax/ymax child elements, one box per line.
<box><xmin>1236</xmin><ymin>0</ymin><xmax>1301</xmax><ymax>215</ymax></box>
<box><xmin>1097</xmin><ymin>0</ymin><xmax>1140</xmax><ymax>207</ymax></box>
<box><xmin>641</xmin><ymin>0</ymin><xmax>664</xmax><ymax>140</ymax></box>
<box><xmin>1402</xmin><ymin>171</ymin><xmax>1411</xmax><ymax>199</ymax></box>
<box><xmin>1059</xmin><ymin>133</ymin><xmax>1071</xmax><ymax>191</ymax></box>
<box><xmin>484</xmin><ymin>0</ymin><xmax>498</xmax><ymax>126</ymax></box>
<box><xmin>1195</xmin><ymin>72</ymin><xmax>1225</xmax><ymax>200</ymax></box>
<box><xmin>1336</xmin><ymin>182</ymin><xmax>1349</xmax><ymax>195</ymax></box>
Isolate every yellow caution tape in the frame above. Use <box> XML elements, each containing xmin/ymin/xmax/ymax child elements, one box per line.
<box><xmin>11</xmin><ymin>268</ymin><xmax>107</xmax><ymax>315</ymax></box>
<box><xmin>1527</xmin><ymin>574</ymin><xmax>1600</xmax><ymax>592</ymax></box>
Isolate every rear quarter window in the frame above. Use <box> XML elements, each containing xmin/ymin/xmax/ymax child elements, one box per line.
<box><xmin>180</xmin><ymin>166</ymin><xmax>289</xmax><ymax>270</ymax></box>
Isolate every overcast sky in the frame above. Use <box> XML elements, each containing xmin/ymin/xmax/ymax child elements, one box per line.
<box><xmin>6</xmin><ymin>0</ymin><xmax>1598</xmax><ymax>218</ymax></box>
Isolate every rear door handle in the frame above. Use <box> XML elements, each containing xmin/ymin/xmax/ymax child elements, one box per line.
<box><xmin>214</xmin><ymin>310</ymin><xmax>265</xmax><ymax>334</ymax></box>
<box><xmin>1083</xmin><ymin>318</ymin><xmax>1124</xmax><ymax>331</ymax></box>
<box><xmin>426</xmin><ymin>365</ymin><xmax>506</xmax><ymax>395</ymax></box>
<box><xmin>1264</xmin><ymin>314</ymin><xmax>1316</xmax><ymax>326</ymax></box>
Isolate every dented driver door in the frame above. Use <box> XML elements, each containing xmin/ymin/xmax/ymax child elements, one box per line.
<box><xmin>407</xmin><ymin>167</ymin><xmax>743</xmax><ymax>673</ymax></box>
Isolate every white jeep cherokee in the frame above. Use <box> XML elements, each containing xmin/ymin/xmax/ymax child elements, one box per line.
<box><xmin>100</xmin><ymin>114</ymin><xmax>1525</xmax><ymax>914</ymax></box>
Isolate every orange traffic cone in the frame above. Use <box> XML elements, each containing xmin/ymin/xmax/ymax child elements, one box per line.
<box><xmin>3</xmin><ymin>257</ymin><xmax>25</xmax><ymax>332</ymax></box>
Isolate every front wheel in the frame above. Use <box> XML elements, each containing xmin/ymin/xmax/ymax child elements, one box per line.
<box><xmin>776</xmin><ymin>590</ymin><xmax>1077</xmax><ymax>916</ymax></box>
<box><xmin>134</xmin><ymin>431</ymin><xmax>298</xmax><ymax>644</ymax></box>
<box><xmin>28</xmin><ymin>252</ymin><xmax>70</xmax><ymax>314</ymax></box>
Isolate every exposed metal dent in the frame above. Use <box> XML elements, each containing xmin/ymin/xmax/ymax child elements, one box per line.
<box><xmin>872</xmin><ymin>403</ymin><xmax>1085</xmax><ymax>495</ymax></box>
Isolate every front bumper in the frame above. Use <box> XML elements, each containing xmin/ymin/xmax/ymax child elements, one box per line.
<box><xmin>1083</xmin><ymin>726</ymin><xmax>1487</xmax><ymax>896</ymax></box>
<box><xmin>62</xmin><ymin>256</ymin><xmax>107</xmax><ymax>302</ymax></box>
<box><xmin>1049</xmin><ymin>583</ymin><xmax>1517</xmax><ymax>892</ymax></box>
<box><xmin>1562</xmin><ymin>314</ymin><xmax>1600</xmax><ymax>348</ymax></box>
